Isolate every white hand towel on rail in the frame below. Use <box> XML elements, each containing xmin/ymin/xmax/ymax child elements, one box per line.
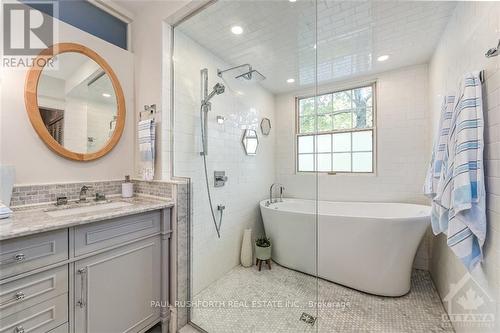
<box><xmin>434</xmin><ymin>71</ymin><xmax>486</xmax><ymax>271</ymax></box>
<box><xmin>138</xmin><ymin>119</ymin><xmax>156</xmax><ymax>181</ymax></box>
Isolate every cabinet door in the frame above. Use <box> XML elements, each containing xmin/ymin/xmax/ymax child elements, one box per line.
<box><xmin>74</xmin><ymin>237</ymin><xmax>161</xmax><ymax>333</ymax></box>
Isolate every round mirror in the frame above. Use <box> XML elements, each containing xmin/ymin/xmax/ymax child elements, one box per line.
<box><xmin>25</xmin><ymin>43</ymin><xmax>125</xmax><ymax>161</ymax></box>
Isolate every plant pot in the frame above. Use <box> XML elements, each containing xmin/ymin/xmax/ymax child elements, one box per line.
<box><xmin>255</xmin><ymin>244</ymin><xmax>271</xmax><ymax>260</ymax></box>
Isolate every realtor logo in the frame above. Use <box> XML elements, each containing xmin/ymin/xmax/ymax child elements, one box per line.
<box><xmin>2</xmin><ymin>1</ymin><xmax>55</xmax><ymax>56</ymax></box>
<box><xmin>443</xmin><ymin>273</ymin><xmax>496</xmax><ymax>331</ymax></box>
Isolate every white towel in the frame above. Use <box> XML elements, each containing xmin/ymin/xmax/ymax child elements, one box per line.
<box><xmin>138</xmin><ymin>119</ymin><xmax>156</xmax><ymax>181</ymax></box>
<box><xmin>432</xmin><ymin>71</ymin><xmax>486</xmax><ymax>271</ymax></box>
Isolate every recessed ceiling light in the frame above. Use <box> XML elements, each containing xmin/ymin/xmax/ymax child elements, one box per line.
<box><xmin>102</xmin><ymin>93</ymin><xmax>111</xmax><ymax>98</ymax></box>
<box><xmin>377</xmin><ymin>55</ymin><xmax>389</xmax><ymax>62</ymax></box>
<box><xmin>287</xmin><ymin>78</ymin><xmax>295</xmax><ymax>83</ymax></box>
<box><xmin>289</xmin><ymin>0</ymin><xmax>297</xmax><ymax>2</ymax></box>
<box><xmin>231</xmin><ymin>26</ymin><xmax>243</xmax><ymax>35</ymax></box>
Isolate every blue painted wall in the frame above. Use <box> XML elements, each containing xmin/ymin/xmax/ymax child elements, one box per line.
<box><xmin>25</xmin><ymin>0</ymin><xmax>128</xmax><ymax>50</ymax></box>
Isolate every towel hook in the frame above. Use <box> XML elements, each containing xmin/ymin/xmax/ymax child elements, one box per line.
<box><xmin>139</xmin><ymin>104</ymin><xmax>157</xmax><ymax>120</ymax></box>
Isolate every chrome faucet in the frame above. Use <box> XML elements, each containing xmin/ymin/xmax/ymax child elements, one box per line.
<box><xmin>267</xmin><ymin>183</ymin><xmax>285</xmax><ymax>206</ymax></box>
<box><xmin>79</xmin><ymin>185</ymin><xmax>92</xmax><ymax>202</ymax></box>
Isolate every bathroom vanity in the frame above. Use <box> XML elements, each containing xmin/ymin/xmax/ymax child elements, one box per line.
<box><xmin>0</xmin><ymin>197</ymin><xmax>174</xmax><ymax>333</ymax></box>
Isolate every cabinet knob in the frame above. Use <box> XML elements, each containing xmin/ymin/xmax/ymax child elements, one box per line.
<box><xmin>14</xmin><ymin>253</ymin><xmax>25</xmax><ymax>262</ymax></box>
<box><xmin>14</xmin><ymin>291</ymin><xmax>25</xmax><ymax>300</ymax></box>
<box><xmin>15</xmin><ymin>326</ymin><xmax>25</xmax><ymax>333</ymax></box>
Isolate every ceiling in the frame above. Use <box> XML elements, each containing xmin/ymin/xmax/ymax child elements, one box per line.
<box><xmin>177</xmin><ymin>0</ymin><xmax>457</xmax><ymax>94</ymax></box>
<box><xmin>44</xmin><ymin>53</ymin><xmax>90</xmax><ymax>80</ymax></box>
<box><xmin>111</xmin><ymin>0</ymin><xmax>153</xmax><ymax>15</ymax></box>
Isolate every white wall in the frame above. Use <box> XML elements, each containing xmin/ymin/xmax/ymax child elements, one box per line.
<box><xmin>64</xmin><ymin>97</ymin><xmax>88</xmax><ymax>152</ymax></box>
<box><xmin>275</xmin><ymin>64</ymin><xmax>430</xmax><ymax>203</ymax></box>
<box><xmin>173</xmin><ymin>31</ymin><xmax>276</xmax><ymax>294</ymax></box>
<box><xmin>87</xmin><ymin>101</ymin><xmax>116</xmax><ymax>152</ymax></box>
<box><xmin>131</xmin><ymin>0</ymin><xmax>189</xmax><ymax>180</ymax></box>
<box><xmin>0</xmin><ymin>6</ymin><xmax>135</xmax><ymax>185</ymax></box>
<box><xmin>428</xmin><ymin>2</ymin><xmax>500</xmax><ymax>332</ymax></box>
<box><xmin>274</xmin><ymin>64</ymin><xmax>431</xmax><ymax>269</ymax></box>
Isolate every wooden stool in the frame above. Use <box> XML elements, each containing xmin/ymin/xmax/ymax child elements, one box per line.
<box><xmin>256</xmin><ymin>258</ymin><xmax>271</xmax><ymax>271</ymax></box>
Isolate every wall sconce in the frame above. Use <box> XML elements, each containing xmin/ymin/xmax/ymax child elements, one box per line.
<box><xmin>216</xmin><ymin>116</ymin><xmax>225</xmax><ymax>124</ymax></box>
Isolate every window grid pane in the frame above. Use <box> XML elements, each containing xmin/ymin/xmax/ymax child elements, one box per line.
<box><xmin>297</xmin><ymin>85</ymin><xmax>374</xmax><ymax>173</ymax></box>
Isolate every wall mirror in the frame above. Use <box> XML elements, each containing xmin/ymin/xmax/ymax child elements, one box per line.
<box><xmin>260</xmin><ymin>118</ymin><xmax>271</xmax><ymax>135</ymax></box>
<box><xmin>242</xmin><ymin>129</ymin><xmax>259</xmax><ymax>155</ymax></box>
<box><xmin>25</xmin><ymin>43</ymin><xmax>125</xmax><ymax>161</ymax></box>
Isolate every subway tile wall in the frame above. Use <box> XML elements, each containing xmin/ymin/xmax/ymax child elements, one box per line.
<box><xmin>10</xmin><ymin>180</ymin><xmax>123</xmax><ymax>206</ymax></box>
<box><xmin>9</xmin><ymin>179</ymin><xmax>173</xmax><ymax>207</ymax></box>
<box><xmin>428</xmin><ymin>2</ymin><xmax>500</xmax><ymax>332</ymax></box>
<box><xmin>274</xmin><ymin>64</ymin><xmax>432</xmax><ymax>269</ymax></box>
<box><xmin>173</xmin><ymin>31</ymin><xmax>275</xmax><ymax>295</ymax></box>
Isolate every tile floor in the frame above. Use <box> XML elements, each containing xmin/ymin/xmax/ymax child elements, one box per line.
<box><xmin>190</xmin><ymin>263</ymin><xmax>454</xmax><ymax>333</ymax></box>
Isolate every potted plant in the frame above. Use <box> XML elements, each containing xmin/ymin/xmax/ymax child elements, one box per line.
<box><xmin>255</xmin><ymin>237</ymin><xmax>272</xmax><ymax>261</ymax></box>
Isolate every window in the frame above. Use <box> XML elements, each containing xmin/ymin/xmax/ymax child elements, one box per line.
<box><xmin>296</xmin><ymin>84</ymin><xmax>375</xmax><ymax>173</ymax></box>
<box><xmin>25</xmin><ymin>0</ymin><xmax>129</xmax><ymax>50</ymax></box>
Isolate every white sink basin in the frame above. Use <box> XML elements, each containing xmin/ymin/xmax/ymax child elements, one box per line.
<box><xmin>45</xmin><ymin>201</ymin><xmax>133</xmax><ymax>217</ymax></box>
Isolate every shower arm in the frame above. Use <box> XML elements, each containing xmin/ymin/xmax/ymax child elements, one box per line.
<box><xmin>217</xmin><ymin>64</ymin><xmax>252</xmax><ymax>78</ymax></box>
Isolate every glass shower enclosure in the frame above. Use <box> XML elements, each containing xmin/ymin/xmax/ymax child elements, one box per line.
<box><xmin>172</xmin><ymin>0</ymin><xmax>320</xmax><ymax>331</ymax></box>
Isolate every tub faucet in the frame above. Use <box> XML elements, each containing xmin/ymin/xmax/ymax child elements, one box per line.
<box><xmin>267</xmin><ymin>183</ymin><xmax>284</xmax><ymax>206</ymax></box>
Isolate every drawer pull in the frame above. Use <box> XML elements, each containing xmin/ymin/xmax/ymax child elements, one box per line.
<box><xmin>14</xmin><ymin>253</ymin><xmax>25</xmax><ymax>262</ymax></box>
<box><xmin>15</xmin><ymin>291</ymin><xmax>26</xmax><ymax>300</ymax></box>
<box><xmin>0</xmin><ymin>291</ymin><xmax>26</xmax><ymax>306</ymax></box>
<box><xmin>76</xmin><ymin>268</ymin><xmax>87</xmax><ymax>308</ymax></box>
<box><xmin>14</xmin><ymin>326</ymin><xmax>25</xmax><ymax>333</ymax></box>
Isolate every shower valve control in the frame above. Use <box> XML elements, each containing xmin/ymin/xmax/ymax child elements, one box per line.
<box><xmin>214</xmin><ymin>171</ymin><xmax>228</xmax><ymax>187</ymax></box>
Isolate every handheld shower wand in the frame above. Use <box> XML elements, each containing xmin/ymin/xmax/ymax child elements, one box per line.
<box><xmin>200</xmin><ymin>68</ymin><xmax>226</xmax><ymax>238</ymax></box>
<box><xmin>202</xmin><ymin>83</ymin><xmax>225</xmax><ymax>107</ymax></box>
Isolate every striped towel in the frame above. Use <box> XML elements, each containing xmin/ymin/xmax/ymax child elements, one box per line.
<box><xmin>138</xmin><ymin>119</ymin><xmax>156</xmax><ymax>181</ymax></box>
<box><xmin>424</xmin><ymin>95</ymin><xmax>455</xmax><ymax>234</ymax></box>
<box><xmin>433</xmin><ymin>71</ymin><xmax>486</xmax><ymax>271</ymax></box>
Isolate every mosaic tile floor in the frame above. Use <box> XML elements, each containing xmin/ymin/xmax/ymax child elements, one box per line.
<box><xmin>191</xmin><ymin>263</ymin><xmax>454</xmax><ymax>333</ymax></box>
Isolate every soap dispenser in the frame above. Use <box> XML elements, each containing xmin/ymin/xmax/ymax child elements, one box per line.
<box><xmin>122</xmin><ymin>175</ymin><xmax>133</xmax><ymax>198</ymax></box>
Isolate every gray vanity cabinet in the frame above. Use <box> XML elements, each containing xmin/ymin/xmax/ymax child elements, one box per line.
<box><xmin>0</xmin><ymin>208</ymin><xmax>171</xmax><ymax>333</ymax></box>
<box><xmin>74</xmin><ymin>237</ymin><xmax>161</xmax><ymax>333</ymax></box>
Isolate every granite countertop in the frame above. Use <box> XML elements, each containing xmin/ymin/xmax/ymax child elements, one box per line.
<box><xmin>0</xmin><ymin>196</ymin><xmax>174</xmax><ymax>241</ymax></box>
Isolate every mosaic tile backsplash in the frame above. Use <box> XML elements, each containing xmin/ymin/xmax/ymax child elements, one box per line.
<box><xmin>9</xmin><ymin>179</ymin><xmax>173</xmax><ymax>207</ymax></box>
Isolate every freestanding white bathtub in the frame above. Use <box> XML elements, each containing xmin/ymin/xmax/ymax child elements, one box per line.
<box><xmin>260</xmin><ymin>199</ymin><xmax>430</xmax><ymax>297</ymax></box>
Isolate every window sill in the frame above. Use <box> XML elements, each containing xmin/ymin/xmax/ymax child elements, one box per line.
<box><xmin>295</xmin><ymin>171</ymin><xmax>377</xmax><ymax>177</ymax></box>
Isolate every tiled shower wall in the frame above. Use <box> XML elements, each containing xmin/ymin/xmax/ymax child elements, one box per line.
<box><xmin>428</xmin><ymin>2</ymin><xmax>500</xmax><ymax>332</ymax></box>
<box><xmin>173</xmin><ymin>31</ymin><xmax>275</xmax><ymax>295</ymax></box>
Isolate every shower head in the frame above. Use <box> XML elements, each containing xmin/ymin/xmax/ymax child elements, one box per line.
<box><xmin>217</xmin><ymin>64</ymin><xmax>266</xmax><ymax>82</ymax></box>
<box><xmin>202</xmin><ymin>82</ymin><xmax>225</xmax><ymax>106</ymax></box>
<box><xmin>235</xmin><ymin>69</ymin><xmax>266</xmax><ymax>82</ymax></box>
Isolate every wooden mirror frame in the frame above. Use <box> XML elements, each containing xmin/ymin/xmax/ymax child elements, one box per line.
<box><xmin>25</xmin><ymin>43</ymin><xmax>126</xmax><ymax>161</ymax></box>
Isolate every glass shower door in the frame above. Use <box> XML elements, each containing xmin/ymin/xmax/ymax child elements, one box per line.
<box><xmin>171</xmin><ymin>0</ymin><xmax>319</xmax><ymax>331</ymax></box>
